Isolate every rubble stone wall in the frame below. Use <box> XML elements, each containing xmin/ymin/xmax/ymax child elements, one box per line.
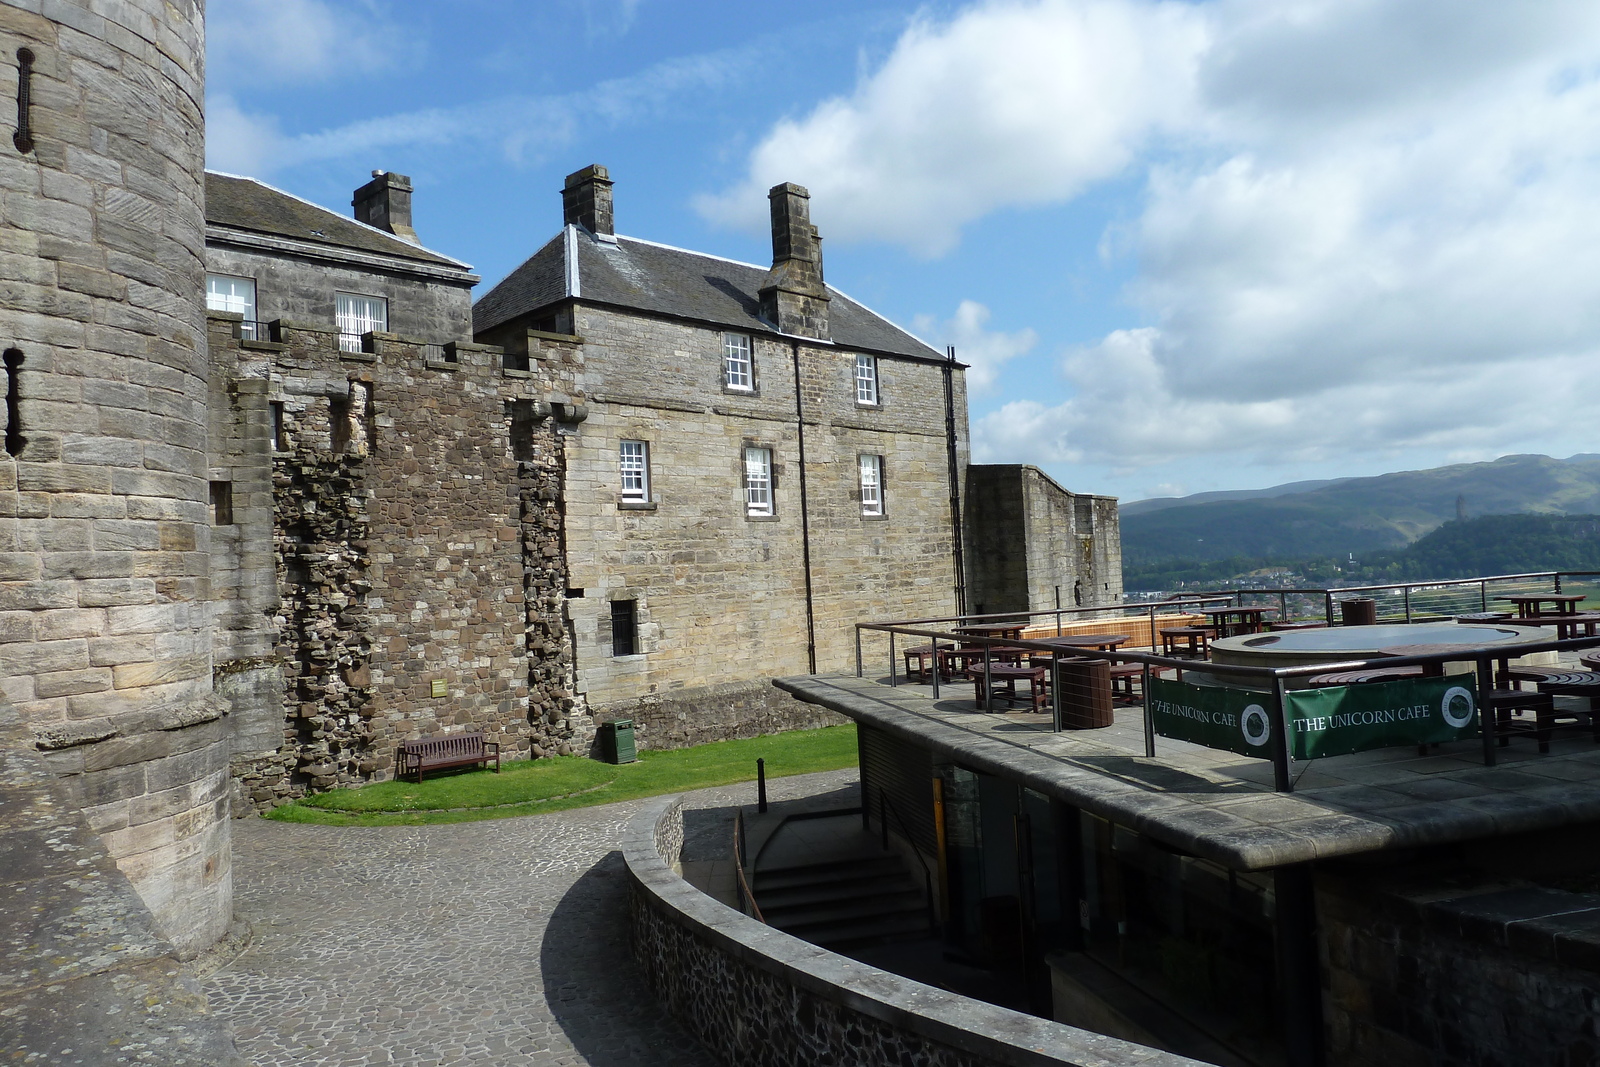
<box><xmin>208</xmin><ymin>317</ymin><xmax>590</xmax><ymax>809</ymax></box>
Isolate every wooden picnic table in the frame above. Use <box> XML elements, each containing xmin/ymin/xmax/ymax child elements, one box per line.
<box><xmin>968</xmin><ymin>662</ymin><xmax>1049</xmax><ymax>712</ymax></box>
<box><xmin>1027</xmin><ymin>634</ymin><xmax>1131</xmax><ymax>654</ymax></box>
<box><xmin>1495</xmin><ymin>593</ymin><xmax>1588</xmax><ymax>619</ymax></box>
<box><xmin>1199</xmin><ymin>605</ymin><xmax>1274</xmax><ymax>638</ymax></box>
<box><xmin>955</xmin><ymin>622</ymin><xmax>1028</xmax><ymax>641</ymax></box>
<box><xmin>1159</xmin><ymin>626</ymin><xmax>1210</xmax><ymax>658</ymax></box>
<box><xmin>1499</xmin><ymin>612</ymin><xmax>1600</xmax><ymax>640</ymax></box>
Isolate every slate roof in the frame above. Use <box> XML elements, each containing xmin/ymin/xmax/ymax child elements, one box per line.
<box><xmin>205</xmin><ymin>172</ymin><xmax>471</xmax><ymax>271</ymax></box>
<box><xmin>473</xmin><ymin>227</ymin><xmax>944</xmax><ymax>361</ymax></box>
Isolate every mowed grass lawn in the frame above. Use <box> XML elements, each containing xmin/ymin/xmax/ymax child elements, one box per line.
<box><xmin>264</xmin><ymin>723</ymin><xmax>858</xmax><ymax>827</ymax></box>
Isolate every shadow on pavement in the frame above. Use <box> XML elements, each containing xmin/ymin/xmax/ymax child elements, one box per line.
<box><xmin>539</xmin><ymin>851</ymin><xmax>716</xmax><ymax>1067</ymax></box>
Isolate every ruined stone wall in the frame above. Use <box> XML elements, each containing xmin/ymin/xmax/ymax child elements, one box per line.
<box><xmin>562</xmin><ymin>305</ymin><xmax>959</xmax><ymax>746</ymax></box>
<box><xmin>208</xmin><ymin>317</ymin><xmax>588</xmax><ymax>809</ymax></box>
<box><xmin>0</xmin><ymin>0</ymin><xmax>229</xmax><ymax>956</ymax></box>
<box><xmin>965</xmin><ymin>465</ymin><xmax>1123</xmax><ymax>618</ymax></box>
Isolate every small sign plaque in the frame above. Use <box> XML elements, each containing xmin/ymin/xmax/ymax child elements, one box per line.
<box><xmin>430</xmin><ymin>678</ymin><xmax>447</xmax><ymax>699</ymax></box>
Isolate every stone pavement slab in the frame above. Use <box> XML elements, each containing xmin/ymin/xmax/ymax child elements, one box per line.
<box><xmin>206</xmin><ymin>768</ymin><xmax>859</xmax><ymax>1066</ymax></box>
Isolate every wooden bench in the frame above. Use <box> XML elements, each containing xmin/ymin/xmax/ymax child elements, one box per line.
<box><xmin>400</xmin><ymin>731</ymin><xmax>500</xmax><ymax>783</ymax></box>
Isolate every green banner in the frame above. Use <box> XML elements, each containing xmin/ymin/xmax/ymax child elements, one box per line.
<box><xmin>1149</xmin><ymin>675</ymin><xmax>1480</xmax><ymax>761</ymax></box>
<box><xmin>1284</xmin><ymin>675</ymin><xmax>1478</xmax><ymax>759</ymax></box>
<box><xmin>1148</xmin><ymin>677</ymin><xmax>1274</xmax><ymax>759</ymax></box>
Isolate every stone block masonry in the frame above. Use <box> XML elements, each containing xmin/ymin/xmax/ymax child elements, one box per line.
<box><xmin>0</xmin><ymin>0</ymin><xmax>230</xmax><ymax>957</ymax></box>
<box><xmin>209</xmin><ymin>317</ymin><xmax>590</xmax><ymax>810</ymax></box>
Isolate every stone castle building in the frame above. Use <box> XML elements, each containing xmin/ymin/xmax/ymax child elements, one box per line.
<box><xmin>0</xmin><ymin>0</ymin><xmax>1121</xmax><ymax>973</ymax></box>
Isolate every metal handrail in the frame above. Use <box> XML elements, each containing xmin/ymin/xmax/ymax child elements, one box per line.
<box><xmin>876</xmin><ymin>788</ymin><xmax>938</xmax><ymax>932</ymax></box>
<box><xmin>732</xmin><ymin>808</ymin><xmax>764</xmax><ymax>923</ymax></box>
<box><xmin>855</xmin><ymin>615</ymin><xmax>1600</xmax><ymax>793</ymax></box>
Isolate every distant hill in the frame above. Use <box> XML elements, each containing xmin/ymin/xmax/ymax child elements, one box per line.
<box><xmin>1121</xmin><ymin>454</ymin><xmax>1600</xmax><ymax>565</ymax></box>
<box><xmin>1119</xmin><ymin>478</ymin><xmax>1344</xmax><ymax>517</ymax></box>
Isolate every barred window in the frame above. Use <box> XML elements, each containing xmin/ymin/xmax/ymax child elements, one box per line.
<box><xmin>620</xmin><ymin>440</ymin><xmax>649</xmax><ymax>501</ymax></box>
<box><xmin>207</xmin><ymin>274</ymin><xmax>259</xmax><ymax>339</ymax></box>
<box><xmin>859</xmin><ymin>454</ymin><xmax>883</xmax><ymax>516</ymax></box>
<box><xmin>855</xmin><ymin>354</ymin><xmax>879</xmax><ymax>405</ymax></box>
<box><xmin>724</xmin><ymin>333</ymin><xmax>753</xmax><ymax>390</ymax></box>
<box><xmin>336</xmin><ymin>292</ymin><xmax>387</xmax><ymax>353</ymax></box>
<box><xmin>744</xmin><ymin>446</ymin><xmax>773</xmax><ymax>516</ymax></box>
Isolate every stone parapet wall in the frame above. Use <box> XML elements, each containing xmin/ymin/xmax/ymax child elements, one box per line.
<box><xmin>1319</xmin><ymin>867</ymin><xmax>1600</xmax><ymax>1067</ymax></box>
<box><xmin>624</xmin><ymin>795</ymin><xmax>1206</xmax><ymax>1067</ymax></box>
<box><xmin>593</xmin><ymin>679</ymin><xmax>844</xmax><ymax>752</ymax></box>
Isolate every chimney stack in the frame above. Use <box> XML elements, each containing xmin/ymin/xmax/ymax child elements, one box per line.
<box><xmin>758</xmin><ymin>182</ymin><xmax>830</xmax><ymax>338</ymax></box>
<box><xmin>562</xmin><ymin>164</ymin><xmax>614</xmax><ymax>238</ymax></box>
<box><xmin>352</xmin><ymin>170</ymin><xmax>419</xmax><ymax>244</ymax></box>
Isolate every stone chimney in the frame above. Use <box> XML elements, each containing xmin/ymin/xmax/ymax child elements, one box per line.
<box><xmin>562</xmin><ymin>164</ymin><xmax>614</xmax><ymax>238</ymax></box>
<box><xmin>758</xmin><ymin>183</ymin><xmax>830</xmax><ymax>338</ymax></box>
<box><xmin>352</xmin><ymin>170</ymin><xmax>419</xmax><ymax>244</ymax></box>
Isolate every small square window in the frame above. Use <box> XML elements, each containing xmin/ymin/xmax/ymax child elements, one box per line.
<box><xmin>724</xmin><ymin>333</ymin><xmax>753</xmax><ymax>391</ymax></box>
<box><xmin>336</xmin><ymin>292</ymin><xmax>387</xmax><ymax>353</ymax></box>
<box><xmin>611</xmin><ymin>599</ymin><xmax>637</xmax><ymax>657</ymax></box>
<box><xmin>744</xmin><ymin>446</ymin><xmax>773</xmax><ymax>517</ymax></box>
<box><xmin>859</xmin><ymin>454</ymin><xmax>884</xmax><ymax>516</ymax></box>
<box><xmin>855</xmin><ymin>354</ymin><xmax>879</xmax><ymax>405</ymax></box>
<box><xmin>620</xmin><ymin>440</ymin><xmax>650</xmax><ymax>502</ymax></box>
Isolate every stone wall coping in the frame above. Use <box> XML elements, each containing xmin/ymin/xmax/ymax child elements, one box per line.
<box><xmin>526</xmin><ymin>328</ymin><xmax>584</xmax><ymax>344</ymax></box>
<box><xmin>240</xmin><ymin>339</ymin><xmax>287</xmax><ymax>353</ymax></box>
<box><xmin>445</xmin><ymin>341</ymin><xmax>502</xmax><ymax>355</ymax></box>
<box><xmin>272</xmin><ymin>318</ymin><xmax>338</xmax><ymax>336</ymax></box>
<box><xmin>623</xmin><ymin>794</ymin><xmax>1206</xmax><ymax>1067</ymax></box>
<box><xmin>776</xmin><ymin>674</ymin><xmax>1600</xmax><ymax>873</ymax></box>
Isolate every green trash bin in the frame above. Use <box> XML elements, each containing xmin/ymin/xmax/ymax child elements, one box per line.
<box><xmin>598</xmin><ymin>719</ymin><xmax>637</xmax><ymax>764</ymax></box>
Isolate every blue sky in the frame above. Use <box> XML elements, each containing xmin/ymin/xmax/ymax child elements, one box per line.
<box><xmin>207</xmin><ymin>0</ymin><xmax>1600</xmax><ymax>503</ymax></box>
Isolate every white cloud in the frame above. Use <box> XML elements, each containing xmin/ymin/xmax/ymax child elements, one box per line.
<box><xmin>208</xmin><ymin>0</ymin><xmax>414</xmax><ymax>88</ymax></box>
<box><xmin>911</xmin><ymin>300</ymin><xmax>1036</xmax><ymax>393</ymax></box>
<box><xmin>205</xmin><ymin>50</ymin><xmax>747</xmax><ymax>177</ymax></box>
<box><xmin>696</xmin><ymin>0</ymin><xmax>1209</xmax><ymax>255</ymax></box>
<box><xmin>718</xmin><ymin>0</ymin><xmax>1600</xmax><ymax>479</ymax></box>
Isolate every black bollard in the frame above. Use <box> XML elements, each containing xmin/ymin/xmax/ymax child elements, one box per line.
<box><xmin>757</xmin><ymin>758</ymin><xmax>767</xmax><ymax>813</ymax></box>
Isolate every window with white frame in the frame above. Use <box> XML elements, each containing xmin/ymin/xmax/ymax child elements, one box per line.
<box><xmin>619</xmin><ymin>440</ymin><xmax>650</xmax><ymax>502</ymax></box>
<box><xmin>723</xmin><ymin>333</ymin><xmax>753</xmax><ymax>391</ymax></box>
<box><xmin>336</xmin><ymin>292</ymin><xmax>388</xmax><ymax>353</ymax></box>
<box><xmin>207</xmin><ymin>274</ymin><xmax>258</xmax><ymax>338</ymax></box>
<box><xmin>859</xmin><ymin>454</ymin><xmax>884</xmax><ymax>516</ymax></box>
<box><xmin>855</xmin><ymin>354</ymin><xmax>879</xmax><ymax>405</ymax></box>
<box><xmin>744</xmin><ymin>446</ymin><xmax>773</xmax><ymax>516</ymax></box>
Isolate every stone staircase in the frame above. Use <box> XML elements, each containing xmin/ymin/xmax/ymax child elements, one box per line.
<box><xmin>750</xmin><ymin>817</ymin><xmax>933</xmax><ymax>950</ymax></box>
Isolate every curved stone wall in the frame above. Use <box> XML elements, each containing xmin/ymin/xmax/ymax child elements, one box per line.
<box><xmin>624</xmin><ymin>795</ymin><xmax>1206</xmax><ymax>1067</ymax></box>
<box><xmin>0</xmin><ymin>0</ymin><xmax>227</xmax><ymax>955</ymax></box>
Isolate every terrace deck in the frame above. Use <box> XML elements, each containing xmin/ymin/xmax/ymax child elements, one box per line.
<box><xmin>776</xmin><ymin>670</ymin><xmax>1600</xmax><ymax>872</ymax></box>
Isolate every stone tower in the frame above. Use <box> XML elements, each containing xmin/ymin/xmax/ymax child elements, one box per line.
<box><xmin>0</xmin><ymin>0</ymin><xmax>228</xmax><ymax>954</ymax></box>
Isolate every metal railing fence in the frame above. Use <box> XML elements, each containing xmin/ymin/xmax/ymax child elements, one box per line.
<box><xmin>855</xmin><ymin>614</ymin><xmax>1600</xmax><ymax>795</ymax></box>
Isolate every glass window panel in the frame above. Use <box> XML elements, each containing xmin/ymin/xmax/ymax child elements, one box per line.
<box><xmin>724</xmin><ymin>333</ymin><xmax>753</xmax><ymax>390</ymax></box>
<box><xmin>744</xmin><ymin>446</ymin><xmax>772</xmax><ymax>516</ymax></box>
<box><xmin>619</xmin><ymin>440</ymin><xmax>649</xmax><ymax>501</ymax></box>
<box><xmin>860</xmin><ymin>454</ymin><xmax>883</xmax><ymax>515</ymax></box>
<box><xmin>855</xmin><ymin>354</ymin><xmax>878</xmax><ymax>404</ymax></box>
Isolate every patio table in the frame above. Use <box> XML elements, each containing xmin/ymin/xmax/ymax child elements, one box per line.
<box><xmin>1199</xmin><ymin>605</ymin><xmax>1274</xmax><ymax>638</ymax></box>
<box><xmin>1495</xmin><ymin>593</ymin><xmax>1587</xmax><ymax>619</ymax></box>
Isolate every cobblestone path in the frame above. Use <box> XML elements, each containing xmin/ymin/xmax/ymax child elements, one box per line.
<box><xmin>205</xmin><ymin>769</ymin><xmax>858</xmax><ymax>1067</ymax></box>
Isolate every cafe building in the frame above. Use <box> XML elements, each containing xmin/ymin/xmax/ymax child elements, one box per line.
<box><xmin>777</xmin><ymin>611</ymin><xmax>1600</xmax><ymax>1067</ymax></box>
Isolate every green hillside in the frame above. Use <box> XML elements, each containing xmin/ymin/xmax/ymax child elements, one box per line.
<box><xmin>1121</xmin><ymin>454</ymin><xmax>1600</xmax><ymax>565</ymax></box>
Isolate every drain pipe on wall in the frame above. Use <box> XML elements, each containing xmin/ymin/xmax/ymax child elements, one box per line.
<box><xmin>791</xmin><ymin>340</ymin><xmax>817</xmax><ymax>674</ymax></box>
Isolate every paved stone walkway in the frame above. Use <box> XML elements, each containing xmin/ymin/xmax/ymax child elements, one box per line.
<box><xmin>204</xmin><ymin>769</ymin><xmax>858</xmax><ymax>1066</ymax></box>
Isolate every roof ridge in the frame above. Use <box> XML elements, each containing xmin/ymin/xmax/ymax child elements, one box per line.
<box><xmin>205</xmin><ymin>170</ymin><xmax>472</xmax><ymax>269</ymax></box>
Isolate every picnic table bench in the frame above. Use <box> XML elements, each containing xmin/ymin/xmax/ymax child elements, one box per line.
<box><xmin>400</xmin><ymin>731</ymin><xmax>501</xmax><ymax>783</ymax></box>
